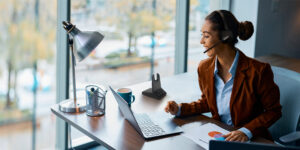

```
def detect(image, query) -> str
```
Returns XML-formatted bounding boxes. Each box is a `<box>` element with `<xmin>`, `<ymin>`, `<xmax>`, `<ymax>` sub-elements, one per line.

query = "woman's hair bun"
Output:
<box><xmin>238</xmin><ymin>21</ymin><xmax>254</xmax><ymax>40</ymax></box>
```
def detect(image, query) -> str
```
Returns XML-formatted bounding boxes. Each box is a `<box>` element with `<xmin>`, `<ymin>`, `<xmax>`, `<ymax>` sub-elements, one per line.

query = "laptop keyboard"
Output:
<box><xmin>135</xmin><ymin>114</ymin><xmax>165</xmax><ymax>137</ymax></box>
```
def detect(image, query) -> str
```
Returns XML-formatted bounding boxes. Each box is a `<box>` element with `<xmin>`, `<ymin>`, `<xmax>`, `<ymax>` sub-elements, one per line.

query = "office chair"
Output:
<box><xmin>277</xmin><ymin>114</ymin><xmax>300</xmax><ymax>146</ymax></box>
<box><xmin>269</xmin><ymin>66</ymin><xmax>300</xmax><ymax>147</ymax></box>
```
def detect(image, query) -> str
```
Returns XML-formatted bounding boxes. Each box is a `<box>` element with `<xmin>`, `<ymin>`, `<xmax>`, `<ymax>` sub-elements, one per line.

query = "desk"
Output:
<box><xmin>51</xmin><ymin>72</ymin><xmax>272</xmax><ymax>150</ymax></box>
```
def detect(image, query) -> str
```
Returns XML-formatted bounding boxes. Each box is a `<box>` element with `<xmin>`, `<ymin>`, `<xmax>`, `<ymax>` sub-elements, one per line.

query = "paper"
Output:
<box><xmin>182</xmin><ymin>123</ymin><xmax>230</xmax><ymax>150</ymax></box>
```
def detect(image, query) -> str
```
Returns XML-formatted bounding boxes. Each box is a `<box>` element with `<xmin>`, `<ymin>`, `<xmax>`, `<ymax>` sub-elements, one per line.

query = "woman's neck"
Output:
<box><xmin>216</xmin><ymin>45</ymin><xmax>236</xmax><ymax>71</ymax></box>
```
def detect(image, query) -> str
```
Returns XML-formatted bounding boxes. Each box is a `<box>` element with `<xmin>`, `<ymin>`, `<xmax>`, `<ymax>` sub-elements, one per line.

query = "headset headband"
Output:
<box><xmin>217</xmin><ymin>10</ymin><xmax>229</xmax><ymax>31</ymax></box>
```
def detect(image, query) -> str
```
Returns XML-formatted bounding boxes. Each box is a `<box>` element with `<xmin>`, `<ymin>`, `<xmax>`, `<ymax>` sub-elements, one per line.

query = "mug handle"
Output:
<box><xmin>131</xmin><ymin>95</ymin><xmax>135</xmax><ymax>103</ymax></box>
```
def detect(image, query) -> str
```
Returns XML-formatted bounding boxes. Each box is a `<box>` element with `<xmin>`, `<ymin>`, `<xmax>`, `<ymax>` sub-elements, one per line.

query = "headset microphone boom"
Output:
<box><xmin>203</xmin><ymin>36</ymin><xmax>229</xmax><ymax>53</ymax></box>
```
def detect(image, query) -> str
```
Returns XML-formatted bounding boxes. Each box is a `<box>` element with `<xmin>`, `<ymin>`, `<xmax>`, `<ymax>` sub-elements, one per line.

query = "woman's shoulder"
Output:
<box><xmin>243</xmin><ymin>55</ymin><xmax>272</xmax><ymax>74</ymax></box>
<box><xmin>197</xmin><ymin>57</ymin><xmax>215</xmax><ymax>71</ymax></box>
<box><xmin>196</xmin><ymin>57</ymin><xmax>215</xmax><ymax>82</ymax></box>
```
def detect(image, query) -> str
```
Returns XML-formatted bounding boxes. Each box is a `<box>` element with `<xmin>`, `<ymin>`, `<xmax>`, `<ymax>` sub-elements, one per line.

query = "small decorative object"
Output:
<box><xmin>142</xmin><ymin>73</ymin><xmax>167</xmax><ymax>99</ymax></box>
<box><xmin>85</xmin><ymin>85</ymin><xmax>107</xmax><ymax>116</ymax></box>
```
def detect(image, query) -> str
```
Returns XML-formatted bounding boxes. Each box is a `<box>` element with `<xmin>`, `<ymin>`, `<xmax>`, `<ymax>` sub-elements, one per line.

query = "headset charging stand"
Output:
<box><xmin>142</xmin><ymin>73</ymin><xmax>167</xmax><ymax>100</ymax></box>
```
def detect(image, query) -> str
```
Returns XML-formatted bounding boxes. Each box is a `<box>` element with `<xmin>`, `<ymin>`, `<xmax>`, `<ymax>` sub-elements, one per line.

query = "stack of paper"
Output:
<box><xmin>182</xmin><ymin>123</ymin><xmax>230</xmax><ymax>150</ymax></box>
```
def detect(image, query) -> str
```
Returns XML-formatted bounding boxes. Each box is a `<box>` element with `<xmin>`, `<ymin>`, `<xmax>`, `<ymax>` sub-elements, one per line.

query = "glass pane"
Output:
<box><xmin>0</xmin><ymin>0</ymin><xmax>57</xmax><ymax>149</ymax></box>
<box><xmin>70</xmin><ymin>0</ymin><xmax>176</xmax><ymax>140</ymax></box>
<box><xmin>188</xmin><ymin>0</ymin><xmax>210</xmax><ymax>72</ymax></box>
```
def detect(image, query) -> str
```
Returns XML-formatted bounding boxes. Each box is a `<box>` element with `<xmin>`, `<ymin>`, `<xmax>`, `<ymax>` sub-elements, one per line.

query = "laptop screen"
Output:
<box><xmin>109</xmin><ymin>86</ymin><xmax>143</xmax><ymax>134</ymax></box>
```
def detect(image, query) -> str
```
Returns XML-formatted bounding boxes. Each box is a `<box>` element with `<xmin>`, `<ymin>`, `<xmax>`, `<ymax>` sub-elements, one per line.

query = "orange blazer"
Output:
<box><xmin>179</xmin><ymin>50</ymin><xmax>282</xmax><ymax>140</ymax></box>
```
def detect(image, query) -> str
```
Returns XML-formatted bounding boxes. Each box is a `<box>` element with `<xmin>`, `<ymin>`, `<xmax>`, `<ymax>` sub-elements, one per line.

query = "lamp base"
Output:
<box><xmin>59</xmin><ymin>99</ymin><xmax>86</xmax><ymax>113</ymax></box>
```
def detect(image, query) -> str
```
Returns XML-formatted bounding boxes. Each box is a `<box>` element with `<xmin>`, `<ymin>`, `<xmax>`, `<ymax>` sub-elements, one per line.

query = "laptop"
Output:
<box><xmin>109</xmin><ymin>86</ymin><xmax>183</xmax><ymax>140</ymax></box>
<box><xmin>209</xmin><ymin>140</ymin><xmax>300</xmax><ymax>150</ymax></box>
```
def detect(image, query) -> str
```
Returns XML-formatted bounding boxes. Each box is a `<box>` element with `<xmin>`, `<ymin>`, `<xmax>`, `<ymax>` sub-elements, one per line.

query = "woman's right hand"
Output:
<box><xmin>164</xmin><ymin>101</ymin><xmax>180</xmax><ymax>115</ymax></box>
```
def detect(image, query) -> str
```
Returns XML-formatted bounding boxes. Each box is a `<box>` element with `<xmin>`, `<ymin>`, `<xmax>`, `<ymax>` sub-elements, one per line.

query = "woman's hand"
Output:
<box><xmin>223</xmin><ymin>130</ymin><xmax>249</xmax><ymax>142</ymax></box>
<box><xmin>164</xmin><ymin>101</ymin><xmax>180</xmax><ymax>115</ymax></box>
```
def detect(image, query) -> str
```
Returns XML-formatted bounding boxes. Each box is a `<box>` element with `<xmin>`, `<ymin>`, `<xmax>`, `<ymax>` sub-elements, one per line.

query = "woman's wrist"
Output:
<box><xmin>238</xmin><ymin>127</ymin><xmax>253</xmax><ymax>140</ymax></box>
<box><xmin>176</xmin><ymin>105</ymin><xmax>182</xmax><ymax>116</ymax></box>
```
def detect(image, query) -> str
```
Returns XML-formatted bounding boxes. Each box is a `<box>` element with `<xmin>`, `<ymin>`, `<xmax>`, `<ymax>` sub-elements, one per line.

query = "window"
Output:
<box><xmin>71</xmin><ymin>0</ymin><xmax>176</xmax><ymax>89</ymax></box>
<box><xmin>0</xmin><ymin>0</ymin><xmax>57</xmax><ymax>149</ymax></box>
<box><xmin>188</xmin><ymin>0</ymin><xmax>210</xmax><ymax>72</ymax></box>
<box><xmin>188</xmin><ymin>0</ymin><xmax>229</xmax><ymax>71</ymax></box>
<box><xmin>70</xmin><ymin>0</ymin><xmax>176</xmax><ymax>140</ymax></box>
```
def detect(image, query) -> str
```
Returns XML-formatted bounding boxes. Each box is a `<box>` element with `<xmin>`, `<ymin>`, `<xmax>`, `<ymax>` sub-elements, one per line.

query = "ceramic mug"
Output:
<box><xmin>117</xmin><ymin>88</ymin><xmax>135</xmax><ymax>107</ymax></box>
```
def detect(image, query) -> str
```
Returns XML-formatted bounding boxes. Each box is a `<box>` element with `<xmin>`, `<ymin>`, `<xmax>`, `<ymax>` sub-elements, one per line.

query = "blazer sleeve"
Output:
<box><xmin>179</xmin><ymin>63</ymin><xmax>210</xmax><ymax>117</ymax></box>
<box><xmin>244</xmin><ymin>64</ymin><xmax>282</xmax><ymax>137</ymax></box>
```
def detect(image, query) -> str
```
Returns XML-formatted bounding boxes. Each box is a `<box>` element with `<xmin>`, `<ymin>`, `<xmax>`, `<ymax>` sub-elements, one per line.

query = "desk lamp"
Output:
<box><xmin>59</xmin><ymin>21</ymin><xmax>104</xmax><ymax>113</ymax></box>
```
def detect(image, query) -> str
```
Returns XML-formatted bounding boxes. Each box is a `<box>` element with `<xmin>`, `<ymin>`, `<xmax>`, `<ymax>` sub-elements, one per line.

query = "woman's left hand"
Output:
<box><xmin>223</xmin><ymin>130</ymin><xmax>249</xmax><ymax>142</ymax></box>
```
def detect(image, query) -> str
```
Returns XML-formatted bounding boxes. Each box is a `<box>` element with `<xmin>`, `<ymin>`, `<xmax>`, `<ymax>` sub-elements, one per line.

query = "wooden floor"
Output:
<box><xmin>256</xmin><ymin>54</ymin><xmax>300</xmax><ymax>73</ymax></box>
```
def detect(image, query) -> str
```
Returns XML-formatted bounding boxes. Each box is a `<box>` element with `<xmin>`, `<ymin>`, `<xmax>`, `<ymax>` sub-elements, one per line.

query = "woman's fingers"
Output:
<box><xmin>241</xmin><ymin>136</ymin><xmax>248</xmax><ymax>142</ymax></box>
<box><xmin>169</xmin><ymin>101</ymin><xmax>178</xmax><ymax>115</ymax></box>
<box><xmin>223</xmin><ymin>133</ymin><xmax>231</xmax><ymax>138</ymax></box>
<box><xmin>165</xmin><ymin>101</ymin><xmax>178</xmax><ymax>115</ymax></box>
<box><xmin>164</xmin><ymin>105</ymin><xmax>169</xmax><ymax>112</ymax></box>
<box><xmin>227</xmin><ymin>134</ymin><xmax>239</xmax><ymax>141</ymax></box>
<box><xmin>165</xmin><ymin>101</ymin><xmax>172</xmax><ymax>113</ymax></box>
<box><xmin>224</xmin><ymin>131</ymin><xmax>237</xmax><ymax>141</ymax></box>
<box><xmin>235</xmin><ymin>136</ymin><xmax>243</xmax><ymax>142</ymax></box>
<box><xmin>169</xmin><ymin>102</ymin><xmax>175</xmax><ymax>111</ymax></box>
<box><xmin>225</xmin><ymin>134</ymin><xmax>233</xmax><ymax>141</ymax></box>
<box><xmin>224</xmin><ymin>130</ymin><xmax>249</xmax><ymax>142</ymax></box>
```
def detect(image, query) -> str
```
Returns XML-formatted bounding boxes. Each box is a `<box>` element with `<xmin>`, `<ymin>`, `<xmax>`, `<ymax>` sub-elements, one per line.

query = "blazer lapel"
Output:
<box><xmin>229</xmin><ymin>51</ymin><xmax>249</xmax><ymax>117</ymax></box>
<box><xmin>206</xmin><ymin>57</ymin><xmax>220</xmax><ymax>120</ymax></box>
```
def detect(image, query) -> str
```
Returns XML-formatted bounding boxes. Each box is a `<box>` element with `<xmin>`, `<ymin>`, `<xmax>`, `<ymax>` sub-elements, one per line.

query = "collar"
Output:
<box><xmin>214</xmin><ymin>50</ymin><xmax>239</xmax><ymax>78</ymax></box>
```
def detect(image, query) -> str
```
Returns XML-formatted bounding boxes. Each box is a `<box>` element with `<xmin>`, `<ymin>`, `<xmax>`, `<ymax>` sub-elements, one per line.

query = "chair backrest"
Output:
<box><xmin>296</xmin><ymin>115</ymin><xmax>300</xmax><ymax>131</ymax></box>
<box><xmin>269</xmin><ymin>66</ymin><xmax>300</xmax><ymax>139</ymax></box>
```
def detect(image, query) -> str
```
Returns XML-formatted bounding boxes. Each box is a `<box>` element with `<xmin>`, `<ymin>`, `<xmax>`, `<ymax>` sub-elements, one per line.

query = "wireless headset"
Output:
<box><xmin>203</xmin><ymin>10</ymin><xmax>233</xmax><ymax>53</ymax></box>
<box><xmin>216</xmin><ymin>10</ymin><xmax>233</xmax><ymax>42</ymax></box>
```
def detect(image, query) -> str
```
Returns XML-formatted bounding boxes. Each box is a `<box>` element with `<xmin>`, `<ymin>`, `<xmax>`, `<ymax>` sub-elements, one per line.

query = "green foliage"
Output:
<box><xmin>0</xmin><ymin>0</ymin><xmax>57</xmax><ymax>70</ymax></box>
<box><xmin>104</xmin><ymin>49</ymin><xmax>148</xmax><ymax>68</ymax></box>
<box><xmin>102</xmin><ymin>31</ymin><xmax>124</xmax><ymax>40</ymax></box>
<box><xmin>106</xmin><ymin>0</ymin><xmax>176</xmax><ymax>36</ymax></box>
<box><xmin>104</xmin><ymin>56</ymin><xmax>150</xmax><ymax>68</ymax></box>
<box><xmin>0</xmin><ymin>0</ymin><xmax>57</xmax><ymax>108</ymax></box>
<box><xmin>0</xmin><ymin>106</ymin><xmax>31</xmax><ymax>126</ymax></box>
<box><xmin>105</xmin><ymin>52</ymin><xmax>122</xmax><ymax>59</ymax></box>
<box><xmin>98</xmin><ymin>0</ymin><xmax>176</xmax><ymax>55</ymax></box>
<box><xmin>105</xmin><ymin>49</ymin><xmax>138</xmax><ymax>59</ymax></box>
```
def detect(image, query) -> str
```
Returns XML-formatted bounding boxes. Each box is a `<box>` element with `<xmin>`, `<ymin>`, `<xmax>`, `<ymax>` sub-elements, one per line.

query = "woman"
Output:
<box><xmin>165</xmin><ymin>10</ymin><xmax>282</xmax><ymax>142</ymax></box>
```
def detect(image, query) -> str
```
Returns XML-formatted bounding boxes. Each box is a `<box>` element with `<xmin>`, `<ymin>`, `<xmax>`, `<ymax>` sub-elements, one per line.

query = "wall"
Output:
<box><xmin>255</xmin><ymin>0</ymin><xmax>300</xmax><ymax>58</ymax></box>
<box><xmin>230</xmin><ymin>0</ymin><xmax>259</xmax><ymax>58</ymax></box>
<box><xmin>210</xmin><ymin>0</ymin><xmax>231</xmax><ymax>11</ymax></box>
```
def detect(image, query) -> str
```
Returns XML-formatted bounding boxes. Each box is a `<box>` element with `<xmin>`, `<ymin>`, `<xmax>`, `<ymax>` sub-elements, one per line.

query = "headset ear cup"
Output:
<box><xmin>216</xmin><ymin>11</ymin><xmax>234</xmax><ymax>43</ymax></box>
<box><xmin>221</xmin><ymin>30</ymin><xmax>233</xmax><ymax>42</ymax></box>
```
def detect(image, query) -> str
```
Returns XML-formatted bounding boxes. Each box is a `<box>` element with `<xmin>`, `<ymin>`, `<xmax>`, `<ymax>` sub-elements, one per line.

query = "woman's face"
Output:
<box><xmin>200</xmin><ymin>20</ymin><xmax>220</xmax><ymax>57</ymax></box>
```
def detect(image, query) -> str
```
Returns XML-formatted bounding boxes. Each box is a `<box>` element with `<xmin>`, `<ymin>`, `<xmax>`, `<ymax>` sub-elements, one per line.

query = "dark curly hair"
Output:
<box><xmin>205</xmin><ymin>10</ymin><xmax>254</xmax><ymax>45</ymax></box>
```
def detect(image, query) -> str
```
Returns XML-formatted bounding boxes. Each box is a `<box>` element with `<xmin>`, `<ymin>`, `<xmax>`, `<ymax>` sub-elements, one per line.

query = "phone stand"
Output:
<box><xmin>142</xmin><ymin>73</ymin><xmax>167</xmax><ymax>99</ymax></box>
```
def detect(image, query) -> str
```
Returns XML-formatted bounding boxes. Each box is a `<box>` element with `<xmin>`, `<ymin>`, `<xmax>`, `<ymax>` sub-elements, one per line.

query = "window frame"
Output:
<box><xmin>56</xmin><ymin>0</ymin><xmax>70</xmax><ymax>149</ymax></box>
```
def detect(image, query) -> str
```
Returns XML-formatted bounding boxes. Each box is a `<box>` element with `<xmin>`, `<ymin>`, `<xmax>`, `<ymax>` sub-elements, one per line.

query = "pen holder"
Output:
<box><xmin>85</xmin><ymin>85</ymin><xmax>107</xmax><ymax>116</ymax></box>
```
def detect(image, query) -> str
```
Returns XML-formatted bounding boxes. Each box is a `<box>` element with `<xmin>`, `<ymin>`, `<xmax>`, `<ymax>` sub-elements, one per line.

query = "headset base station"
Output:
<box><xmin>142</xmin><ymin>73</ymin><xmax>167</xmax><ymax>100</ymax></box>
